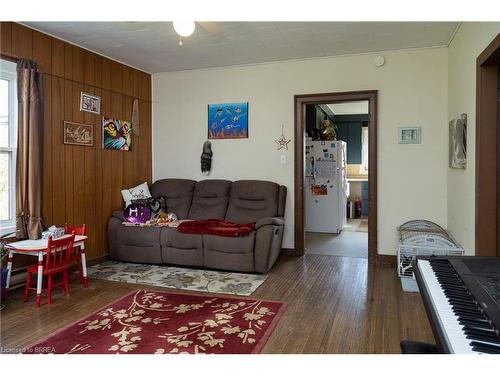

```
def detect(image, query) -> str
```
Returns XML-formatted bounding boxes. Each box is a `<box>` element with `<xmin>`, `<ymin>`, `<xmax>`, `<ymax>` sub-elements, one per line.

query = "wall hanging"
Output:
<box><xmin>275</xmin><ymin>124</ymin><xmax>291</xmax><ymax>150</ymax></box>
<box><xmin>208</xmin><ymin>102</ymin><xmax>248</xmax><ymax>139</ymax></box>
<box><xmin>63</xmin><ymin>121</ymin><xmax>94</xmax><ymax>147</ymax></box>
<box><xmin>80</xmin><ymin>92</ymin><xmax>101</xmax><ymax>114</ymax></box>
<box><xmin>201</xmin><ymin>140</ymin><xmax>213</xmax><ymax>175</ymax></box>
<box><xmin>398</xmin><ymin>126</ymin><xmax>421</xmax><ymax>144</ymax></box>
<box><xmin>102</xmin><ymin>117</ymin><xmax>132</xmax><ymax>151</ymax></box>
<box><xmin>132</xmin><ymin>98</ymin><xmax>140</xmax><ymax>136</ymax></box>
<box><xmin>449</xmin><ymin>113</ymin><xmax>467</xmax><ymax>169</ymax></box>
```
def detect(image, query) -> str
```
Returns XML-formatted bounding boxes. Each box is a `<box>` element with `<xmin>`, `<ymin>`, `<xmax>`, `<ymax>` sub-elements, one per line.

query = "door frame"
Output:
<box><xmin>294</xmin><ymin>90</ymin><xmax>378</xmax><ymax>260</ymax></box>
<box><xmin>476</xmin><ymin>34</ymin><xmax>500</xmax><ymax>257</ymax></box>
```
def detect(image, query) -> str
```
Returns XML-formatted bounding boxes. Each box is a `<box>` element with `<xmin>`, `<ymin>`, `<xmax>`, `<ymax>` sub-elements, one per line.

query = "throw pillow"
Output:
<box><xmin>121</xmin><ymin>182</ymin><xmax>152</xmax><ymax>208</ymax></box>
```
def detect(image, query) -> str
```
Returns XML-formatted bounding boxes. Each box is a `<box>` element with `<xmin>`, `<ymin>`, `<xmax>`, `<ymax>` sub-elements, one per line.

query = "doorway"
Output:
<box><xmin>294</xmin><ymin>90</ymin><xmax>378</xmax><ymax>260</ymax></box>
<box><xmin>304</xmin><ymin>101</ymin><xmax>369</xmax><ymax>258</ymax></box>
<box><xmin>476</xmin><ymin>34</ymin><xmax>500</xmax><ymax>257</ymax></box>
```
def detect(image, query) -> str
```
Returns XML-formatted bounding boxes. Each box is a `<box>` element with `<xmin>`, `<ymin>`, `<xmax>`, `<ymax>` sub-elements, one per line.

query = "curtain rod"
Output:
<box><xmin>0</xmin><ymin>52</ymin><xmax>20</xmax><ymax>63</ymax></box>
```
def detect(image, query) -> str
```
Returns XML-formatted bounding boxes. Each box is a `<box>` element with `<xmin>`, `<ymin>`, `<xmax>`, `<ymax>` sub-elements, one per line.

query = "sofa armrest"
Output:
<box><xmin>255</xmin><ymin>216</ymin><xmax>284</xmax><ymax>230</ymax></box>
<box><xmin>111</xmin><ymin>210</ymin><xmax>125</xmax><ymax>221</ymax></box>
<box><xmin>254</xmin><ymin>217</ymin><xmax>285</xmax><ymax>273</ymax></box>
<box><xmin>107</xmin><ymin>215</ymin><xmax>123</xmax><ymax>260</ymax></box>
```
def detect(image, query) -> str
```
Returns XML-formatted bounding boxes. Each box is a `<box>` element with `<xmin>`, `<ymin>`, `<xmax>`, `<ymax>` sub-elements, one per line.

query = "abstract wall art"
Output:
<box><xmin>102</xmin><ymin>117</ymin><xmax>132</xmax><ymax>151</ymax></box>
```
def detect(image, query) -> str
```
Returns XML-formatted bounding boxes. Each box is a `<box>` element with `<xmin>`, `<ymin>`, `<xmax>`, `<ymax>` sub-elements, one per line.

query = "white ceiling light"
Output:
<box><xmin>173</xmin><ymin>21</ymin><xmax>195</xmax><ymax>37</ymax></box>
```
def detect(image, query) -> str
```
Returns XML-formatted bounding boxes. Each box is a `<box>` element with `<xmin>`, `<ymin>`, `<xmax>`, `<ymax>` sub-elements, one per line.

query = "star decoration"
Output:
<box><xmin>275</xmin><ymin>125</ymin><xmax>291</xmax><ymax>150</ymax></box>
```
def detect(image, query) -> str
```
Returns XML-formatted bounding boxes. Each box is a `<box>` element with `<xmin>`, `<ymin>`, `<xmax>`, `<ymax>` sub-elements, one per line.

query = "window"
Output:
<box><xmin>0</xmin><ymin>60</ymin><xmax>17</xmax><ymax>236</ymax></box>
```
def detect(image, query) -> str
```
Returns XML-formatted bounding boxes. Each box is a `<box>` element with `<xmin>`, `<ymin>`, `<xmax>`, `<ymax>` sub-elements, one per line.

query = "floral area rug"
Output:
<box><xmin>26</xmin><ymin>289</ymin><xmax>286</xmax><ymax>354</ymax></box>
<box><xmin>87</xmin><ymin>261</ymin><xmax>267</xmax><ymax>296</ymax></box>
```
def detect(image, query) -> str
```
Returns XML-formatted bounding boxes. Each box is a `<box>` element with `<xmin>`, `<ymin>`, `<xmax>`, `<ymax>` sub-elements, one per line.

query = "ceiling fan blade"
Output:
<box><xmin>197</xmin><ymin>22</ymin><xmax>224</xmax><ymax>35</ymax></box>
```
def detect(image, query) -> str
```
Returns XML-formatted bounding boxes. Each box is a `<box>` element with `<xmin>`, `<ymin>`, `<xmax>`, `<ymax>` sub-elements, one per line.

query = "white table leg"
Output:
<box><xmin>36</xmin><ymin>253</ymin><xmax>43</xmax><ymax>308</ymax></box>
<box><xmin>80</xmin><ymin>243</ymin><xmax>88</xmax><ymax>288</ymax></box>
<box><xmin>4</xmin><ymin>251</ymin><xmax>13</xmax><ymax>299</ymax></box>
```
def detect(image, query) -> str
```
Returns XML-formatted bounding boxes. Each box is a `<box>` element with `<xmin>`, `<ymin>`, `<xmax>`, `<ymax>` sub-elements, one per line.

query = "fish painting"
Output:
<box><xmin>208</xmin><ymin>102</ymin><xmax>248</xmax><ymax>139</ymax></box>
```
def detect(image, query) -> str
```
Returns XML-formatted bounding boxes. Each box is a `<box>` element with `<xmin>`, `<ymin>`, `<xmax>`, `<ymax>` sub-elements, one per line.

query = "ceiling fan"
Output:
<box><xmin>173</xmin><ymin>21</ymin><xmax>224</xmax><ymax>45</ymax></box>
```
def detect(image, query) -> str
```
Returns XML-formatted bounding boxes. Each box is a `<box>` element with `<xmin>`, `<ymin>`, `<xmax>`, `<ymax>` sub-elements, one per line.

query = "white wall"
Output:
<box><xmin>153</xmin><ymin>48</ymin><xmax>449</xmax><ymax>254</ymax></box>
<box><xmin>447</xmin><ymin>23</ymin><xmax>500</xmax><ymax>255</ymax></box>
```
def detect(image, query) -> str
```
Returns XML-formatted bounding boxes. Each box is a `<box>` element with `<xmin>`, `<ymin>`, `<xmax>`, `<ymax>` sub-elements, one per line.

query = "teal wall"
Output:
<box><xmin>334</xmin><ymin>114</ymin><xmax>368</xmax><ymax>164</ymax></box>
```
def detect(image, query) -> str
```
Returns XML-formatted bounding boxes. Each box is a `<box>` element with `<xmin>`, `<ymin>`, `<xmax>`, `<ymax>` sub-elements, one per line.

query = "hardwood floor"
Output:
<box><xmin>305</xmin><ymin>231</ymin><xmax>368</xmax><ymax>259</ymax></box>
<box><xmin>0</xmin><ymin>254</ymin><xmax>434</xmax><ymax>353</ymax></box>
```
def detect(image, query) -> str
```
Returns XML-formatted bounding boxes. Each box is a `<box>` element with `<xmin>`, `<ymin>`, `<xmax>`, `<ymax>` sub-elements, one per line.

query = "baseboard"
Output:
<box><xmin>376</xmin><ymin>254</ymin><xmax>396</xmax><ymax>265</ymax></box>
<box><xmin>281</xmin><ymin>248</ymin><xmax>296</xmax><ymax>256</ymax></box>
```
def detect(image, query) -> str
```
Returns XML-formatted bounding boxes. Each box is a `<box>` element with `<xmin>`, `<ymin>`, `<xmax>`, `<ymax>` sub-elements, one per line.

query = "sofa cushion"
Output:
<box><xmin>225</xmin><ymin>180</ymin><xmax>280</xmax><ymax>223</ymax></box>
<box><xmin>115</xmin><ymin>226</ymin><xmax>162</xmax><ymax>263</ymax></box>
<box><xmin>118</xmin><ymin>225</ymin><xmax>161</xmax><ymax>247</ymax></box>
<box><xmin>116</xmin><ymin>243</ymin><xmax>163</xmax><ymax>264</ymax></box>
<box><xmin>203</xmin><ymin>233</ymin><xmax>256</xmax><ymax>272</ymax></box>
<box><xmin>150</xmin><ymin>179</ymin><xmax>196</xmax><ymax>219</ymax></box>
<box><xmin>161</xmin><ymin>227</ymin><xmax>203</xmax><ymax>250</ymax></box>
<box><xmin>203</xmin><ymin>250</ymin><xmax>254</xmax><ymax>273</ymax></box>
<box><xmin>188</xmin><ymin>180</ymin><xmax>231</xmax><ymax>220</ymax></box>
<box><xmin>160</xmin><ymin>227</ymin><xmax>203</xmax><ymax>267</ymax></box>
<box><xmin>203</xmin><ymin>232</ymin><xmax>255</xmax><ymax>254</ymax></box>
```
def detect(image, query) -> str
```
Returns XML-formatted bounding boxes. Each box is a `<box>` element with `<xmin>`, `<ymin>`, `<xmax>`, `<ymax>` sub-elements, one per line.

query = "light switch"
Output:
<box><xmin>280</xmin><ymin>154</ymin><xmax>287</xmax><ymax>164</ymax></box>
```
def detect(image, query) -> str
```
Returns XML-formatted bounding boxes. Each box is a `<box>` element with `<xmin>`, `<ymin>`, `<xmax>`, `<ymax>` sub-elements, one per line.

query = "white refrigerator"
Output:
<box><xmin>305</xmin><ymin>139</ymin><xmax>347</xmax><ymax>234</ymax></box>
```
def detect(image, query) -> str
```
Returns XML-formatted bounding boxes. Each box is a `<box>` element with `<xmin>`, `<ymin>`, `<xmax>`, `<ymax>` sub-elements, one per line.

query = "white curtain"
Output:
<box><xmin>361</xmin><ymin>127</ymin><xmax>369</xmax><ymax>173</ymax></box>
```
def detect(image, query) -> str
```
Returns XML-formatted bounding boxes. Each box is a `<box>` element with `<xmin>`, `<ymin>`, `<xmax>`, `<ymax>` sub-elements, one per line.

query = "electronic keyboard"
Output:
<box><xmin>414</xmin><ymin>256</ymin><xmax>500</xmax><ymax>354</ymax></box>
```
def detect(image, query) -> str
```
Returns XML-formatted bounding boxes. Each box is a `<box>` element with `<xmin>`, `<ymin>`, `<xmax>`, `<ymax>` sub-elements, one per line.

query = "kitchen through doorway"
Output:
<box><xmin>293</xmin><ymin>90</ymin><xmax>377</xmax><ymax>260</ymax></box>
<box><xmin>304</xmin><ymin>100</ymin><xmax>369</xmax><ymax>258</ymax></box>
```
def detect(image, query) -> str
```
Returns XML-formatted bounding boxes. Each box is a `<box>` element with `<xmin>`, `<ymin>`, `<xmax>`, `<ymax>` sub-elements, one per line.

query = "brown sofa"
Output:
<box><xmin>107</xmin><ymin>179</ymin><xmax>287</xmax><ymax>273</ymax></box>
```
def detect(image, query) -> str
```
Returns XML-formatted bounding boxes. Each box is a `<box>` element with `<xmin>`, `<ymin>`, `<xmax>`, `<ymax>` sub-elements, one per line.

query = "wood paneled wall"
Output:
<box><xmin>0</xmin><ymin>22</ymin><xmax>152</xmax><ymax>262</ymax></box>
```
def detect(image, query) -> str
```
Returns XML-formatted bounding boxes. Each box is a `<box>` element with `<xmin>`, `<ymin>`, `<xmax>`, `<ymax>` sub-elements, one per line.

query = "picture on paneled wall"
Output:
<box><xmin>102</xmin><ymin>117</ymin><xmax>132</xmax><ymax>151</ymax></box>
<box><xmin>449</xmin><ymin>114</ymin><xmax>467</xmax><ymax>169</ymax></box>
<box><xmin>208</xmin><ymin>102</ymin><xmax>248</xmax><ymax>139</ymax></box>
<box><xmin>80</xmin><ymin>92</ymin><xmax>101</xmax><ymax>114</ymax></box>
<box><xmin>63</xmin><ymin>121</ymin><xmax>94</xmax><ymax>147</ymax></box>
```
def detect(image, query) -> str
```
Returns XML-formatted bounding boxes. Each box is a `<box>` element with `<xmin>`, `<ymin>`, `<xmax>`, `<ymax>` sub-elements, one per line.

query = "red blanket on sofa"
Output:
<box><xmin>176</xmin><ymin>219</ymin><xmax>255</xmax><ymax>237</ymax></box>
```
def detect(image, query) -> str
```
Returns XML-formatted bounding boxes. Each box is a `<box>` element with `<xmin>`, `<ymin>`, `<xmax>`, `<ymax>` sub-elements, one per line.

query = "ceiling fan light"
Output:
<box><xmin>173</xmin><ymin>21</ymin><xmax>195</xmax><ymax>37</ymax></box>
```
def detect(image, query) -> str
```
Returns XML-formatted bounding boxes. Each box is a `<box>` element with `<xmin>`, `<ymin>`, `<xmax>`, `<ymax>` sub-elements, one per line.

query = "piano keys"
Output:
<box><xmin>414</xmin><ymin>256</ymin><xmax>500</xmax><ymax>354</ymax></box>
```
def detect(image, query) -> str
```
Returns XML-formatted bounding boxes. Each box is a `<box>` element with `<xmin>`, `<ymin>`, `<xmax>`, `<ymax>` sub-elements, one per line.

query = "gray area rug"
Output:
<box><xmin>87</xmin><ymin>261</ymin><xmax>268</xmax><ymax>296</ymax></box>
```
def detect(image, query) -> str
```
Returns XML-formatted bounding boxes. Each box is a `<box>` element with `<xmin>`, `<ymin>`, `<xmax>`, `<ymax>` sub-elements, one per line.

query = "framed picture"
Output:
<box><xmin>398</xmin><ymin>127</ymin><xmax>421</xmax><ymax>144</ymax></box>
<box><xmin>80</xmin><ymin>92</ymin><xmax>101</xmax><ymax>114</ymax></box>
<box><xmin>449</xmin><ymin>114</ymin><xmax>467</xmax><ymax>169</ymax></box>
<box><xmin>63</xmin><ymin>121</ymin><xmax>94</xmax><ymax>147</ymax></box>
<box><xmin>208</xmin><ymin>102</ymin><xmax>248</xmax><ymax>139</ymax></box>
<box><xmin>102</xmin><ymin>117</ymin><xmax>132</xmax><ymax>151</ymax></box>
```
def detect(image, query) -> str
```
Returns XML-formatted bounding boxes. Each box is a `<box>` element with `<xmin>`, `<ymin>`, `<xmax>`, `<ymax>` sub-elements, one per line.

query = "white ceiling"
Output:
<box><xmin>24</xmin><ymin>22</ymin><xmax>459</xmax><ymax>73</ymax></box>
<box><xmin>328</xmin><ymin>101</ymin><xmax>369</xmax><ymax>115</ymax></box>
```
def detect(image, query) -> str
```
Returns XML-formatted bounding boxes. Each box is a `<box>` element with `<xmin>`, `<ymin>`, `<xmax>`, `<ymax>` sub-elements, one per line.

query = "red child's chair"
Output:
<box><xmin>64</xmin><ymin>223</ymin><xmax>87</xmax><ymax>287</ymax></box>
<box><xmin>24</xmin><ymin>234</ymin><xmax>75</xmax><ymax>307</ymax></box>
